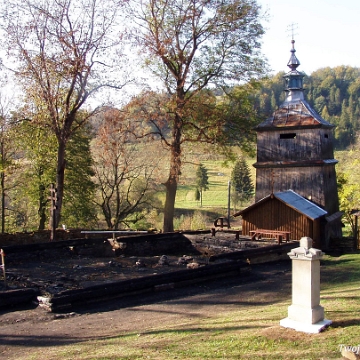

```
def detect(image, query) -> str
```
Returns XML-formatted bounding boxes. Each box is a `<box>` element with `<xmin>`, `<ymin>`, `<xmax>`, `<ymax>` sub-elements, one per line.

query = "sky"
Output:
<box><xmin>257</xmin><ymin>0</ymin><xmax>360</xmax><ymax>75</ymax></box>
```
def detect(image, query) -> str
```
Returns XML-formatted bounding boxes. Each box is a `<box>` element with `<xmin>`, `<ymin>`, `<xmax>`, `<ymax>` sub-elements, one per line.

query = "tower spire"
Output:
<box><xmin>283</xmin><ymin>39</ymin><xmax>304</xmax><ymax>102</ymax></box>
<box><xmin>287</xmin><ymin>39</ymin><xmax>300</xmax><ymax>70</ymax></box>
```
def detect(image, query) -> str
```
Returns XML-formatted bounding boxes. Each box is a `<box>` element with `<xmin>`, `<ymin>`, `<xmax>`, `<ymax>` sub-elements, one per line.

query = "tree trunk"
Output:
<box><xmin>1</xmin><ymin>141</ymin><xmax>5</xmax><ymax>233</ymax></box>
<box><xmin>163</xmin><ymin>113</ymin><xmax>182</xmax><ymax>233</ymax></box>
<box><xmin>163</xmin><ymin>174</ymin><xmax>177</xmax><ymax>233</ymax></box>
<box><xmin>55</xmin><ymin>140</ymin><xmax>66</xmax><ymax>228</ymax></box>
<box><xmin>1</xmin><ymin>171</ymin><xmax>4</xmax><ymax>234</ymax></box>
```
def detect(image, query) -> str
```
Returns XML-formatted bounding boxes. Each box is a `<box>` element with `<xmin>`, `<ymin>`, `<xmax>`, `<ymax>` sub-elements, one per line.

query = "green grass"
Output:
<box><xmin>17</xmin><ymin>253</ymin><xmax>360</xmax><ymax>360</ymax></box>
<box><xmin>174</xmin><ymin>150</ymin><xmax>355</xmax><ymax>213</ymax></box>
<box><xmin>174</xmin><ymin>157</ymin><xmax>255</xmax><ymax>211</ymax></box>
<box><xmin>167</xmin><ymin>157</ymin><xmax>253</xmax><ymax>229</ymax></box>
<box><xmin>147</xmin><ymin>156</ymin><xmax>254</xmax><ymax>230</ymax></box>
<box><xmin>175</xmin><ymin>159</ymin><xmax>232</xmax><ymax>208</ymax></box>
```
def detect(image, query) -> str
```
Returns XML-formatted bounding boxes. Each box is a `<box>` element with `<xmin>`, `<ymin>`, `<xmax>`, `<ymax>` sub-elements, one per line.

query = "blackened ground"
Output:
<box><xmin>0</xmin><ymin>232</ymin><xmax>273</xmax><ymax>295</ymax></box>
<box><xmin>0</xmin><ymin>260</ymin><xmax>292</xmax><ymax>360</ymax></box>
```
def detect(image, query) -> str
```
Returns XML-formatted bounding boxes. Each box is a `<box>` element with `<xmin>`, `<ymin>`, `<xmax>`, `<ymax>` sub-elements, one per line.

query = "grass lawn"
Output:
<box><xmin>175</xmin><ymin>158</ymin><xmax>256</xmax><ymax>210</ymax></box>
<box><xmin>163</xmin><ymin>158</ymin><xmax>255</xmax><ymax>231</ymax></box>
<box><xmin>21</xmin><ymin>253</ymin><xmax>360</xmax><ymax>360</ymax></box>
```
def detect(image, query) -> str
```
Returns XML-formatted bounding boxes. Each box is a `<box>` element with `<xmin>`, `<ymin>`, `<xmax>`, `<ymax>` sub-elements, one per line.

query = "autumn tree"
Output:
<box><xmin>337</xmin><ymin>148</ymin><xmax>360</xmax><ymax>238</ymax></box>
<box><xmin>0</xmin><ymin>0</ymin><xmax>129</xmax><ymax>228</ymax></box>
<box><xmin>128</xmin><ymin>0</ymin><xmax>265</xmax><ymax>231</ymax></box>
<box><xmin>92</xmin><ymin>108</ymin><xmax>162</xmax><ymax>230</ymax></box>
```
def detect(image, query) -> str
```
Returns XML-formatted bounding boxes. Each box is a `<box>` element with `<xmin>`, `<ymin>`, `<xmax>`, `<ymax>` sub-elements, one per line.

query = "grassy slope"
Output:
<box><xmin>23</xmin><ymin>253</ymin><xmax>360</xmax><ymax>359</ymax></box>
<box><xmin>166</xmin><ymin>153</ymin><xmax>255</xmax><ymax>230</ymax></box>
<box><xmin>174</xmin><ymin>150</ymin><xmax>348</xmax><ymax>212</ymax></box>
<box><xmin>170</xmin><ymin>149</ymin><xmax>349</xmax><ymax>230</ymax></box>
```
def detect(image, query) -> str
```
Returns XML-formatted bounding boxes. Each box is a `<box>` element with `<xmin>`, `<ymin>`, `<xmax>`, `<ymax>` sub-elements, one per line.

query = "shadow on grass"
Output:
<box><xmin>0</xmin><ymin>323</ymin><xmax>262</xmax><ymax>349</ymax></box>
<box><xmin>329</xmin><ymin>318</ymin><xmax>360</xmax><ymax>328</ymax></box>
<box><xmin>321</xmin><ymin>253</ymin><xmax>360</xmax><ymax>286</ymax></box>
<box><xmin>0</xmin><ymin>334</ymin><xmax>84</xmax><ymax>348</ymax></box>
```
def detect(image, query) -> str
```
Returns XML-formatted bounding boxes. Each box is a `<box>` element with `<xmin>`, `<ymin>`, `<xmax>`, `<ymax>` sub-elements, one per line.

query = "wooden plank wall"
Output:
<box><xmin>256</xmin><ymin>129</ymin><xmax>334</xmax><ymax>163</ymax></box>
<box><xmin>242</xmin><ymin>197</ymin><xmax>319</xmax><ymax>243</ymax></box>
<box><xmin>254</xmin><ymin>166</ymin><xmax>339</xmax><ymax>213</ymax></box>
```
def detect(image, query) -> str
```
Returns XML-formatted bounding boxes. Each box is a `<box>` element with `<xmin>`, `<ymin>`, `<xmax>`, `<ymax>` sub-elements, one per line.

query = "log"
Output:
<box><xmin>0</xmin><ymin>288</ymin><xmax>39</xmax><ymax>307</ymax></box>
<box><xmin>209</xmin><ymin>242</ymin><xmax>298</xmax><ymax>262</ymax></box>
<box><xmin>2</xmin><ymin>232</ymin><xmax>198</xmax><ymax>257</ymax></box>
<box><xmin>47</xmin><ymin>260</ymin><xmax>247</xmax><ymax>310</ymax></box>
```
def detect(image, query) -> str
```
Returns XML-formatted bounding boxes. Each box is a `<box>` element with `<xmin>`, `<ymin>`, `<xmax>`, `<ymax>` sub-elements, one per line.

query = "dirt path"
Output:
<box><xmin>0</xmin><ymin>261</ymin><xmax>291</xmax><ymax>360</ymax></box>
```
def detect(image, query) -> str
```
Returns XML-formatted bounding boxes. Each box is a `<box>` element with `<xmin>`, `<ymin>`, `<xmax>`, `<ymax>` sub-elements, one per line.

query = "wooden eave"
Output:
<box><xmin>255</xmin><ymin>99</ymin><xmax>335</xmax><ymax>131</ymax></box>
<box><xmin>253</xmin><ymin>159</ymin><xmax>338</xmax><ymax>168</ymax></box>
<box><xmin>325</xmin><ymin>211</ymin><xmax>344</xmax><ymax>223</ymax></box>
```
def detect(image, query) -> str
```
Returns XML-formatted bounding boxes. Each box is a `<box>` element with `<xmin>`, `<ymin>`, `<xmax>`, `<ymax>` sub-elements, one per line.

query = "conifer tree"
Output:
<box><xmin>231</xmin><ymin>158</ymin><xmax>254</xmax><ymax>209</ymax></box>
<box><xmin>195</xmin><ymin>164</ymin><xmax>209</xmax><ymax>208</ymax></box>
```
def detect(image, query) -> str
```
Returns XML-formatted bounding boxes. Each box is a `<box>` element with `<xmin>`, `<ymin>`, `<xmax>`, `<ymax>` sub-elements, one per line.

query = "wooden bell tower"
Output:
<box><xmin>253</xmin><ymin>40</ymin><xmax>342</xmax><ymax>240</ymax></box>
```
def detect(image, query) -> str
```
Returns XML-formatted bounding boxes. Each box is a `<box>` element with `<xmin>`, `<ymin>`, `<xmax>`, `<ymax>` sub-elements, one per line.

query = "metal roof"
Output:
<box><xmin>256</xmin><ymin>40</ymin><xmax>334</xmax><ymax>131</ymax></box>
<box><xmin>234</xmin><ymin>190</ymin><xmax>327</xmax><ymax>220</ymax></box>
<box><xmin>274</xmin><ymin>190</ymin><xmax>327</xmax><ymax>220</ymax></box>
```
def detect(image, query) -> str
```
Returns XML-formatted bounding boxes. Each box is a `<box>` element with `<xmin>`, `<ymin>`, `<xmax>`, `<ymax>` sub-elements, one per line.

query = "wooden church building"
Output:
<box><xmin>235</xmin><ymin>40</ymin><xmax>343</xmax><ymax>249</ymax></box>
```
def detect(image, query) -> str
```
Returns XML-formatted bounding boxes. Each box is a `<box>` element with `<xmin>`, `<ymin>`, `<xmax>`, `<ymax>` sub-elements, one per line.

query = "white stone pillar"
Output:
<box><xmin>280</xmin><ymin>237</ymin><xmax>332</xmax><ymax>333</ymax></box>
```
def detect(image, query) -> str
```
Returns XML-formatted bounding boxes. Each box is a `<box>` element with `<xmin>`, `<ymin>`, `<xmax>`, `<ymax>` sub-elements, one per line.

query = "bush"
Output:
<box><xmin>174</xmin><ymin>211</ymin><xmax>208</xmax><ymax>231</ymax></box>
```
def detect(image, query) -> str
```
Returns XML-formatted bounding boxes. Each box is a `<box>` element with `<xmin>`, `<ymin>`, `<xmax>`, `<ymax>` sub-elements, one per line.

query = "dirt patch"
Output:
<box><xmin>260</xmin><ymin>325</ymin><xmax>323</xmax><ymax>342</ymax></box>
<box><xmin>0</xmin><ymin>232</ymin><xmax>295</xmax><ymax>359</ymax></box>
<box><xmin>0</xmin><ymin>260</ymin><xmax>292</xmax><ymax>360</ymax></box>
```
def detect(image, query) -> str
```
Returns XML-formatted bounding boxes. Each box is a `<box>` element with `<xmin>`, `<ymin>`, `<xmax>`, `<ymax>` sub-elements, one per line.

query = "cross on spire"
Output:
<box><xmin>286</xmin><ymin>23</ymin><xmax>299</xmax><ymax>41</ymax></box>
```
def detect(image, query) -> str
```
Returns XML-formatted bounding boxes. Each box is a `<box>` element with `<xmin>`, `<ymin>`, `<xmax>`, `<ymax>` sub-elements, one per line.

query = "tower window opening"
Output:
<box><xmin>280</xmin><ymin>133</ymin><xmax>296</xmax><ymax>139</ymax></box>
<box><xmin>324</xmin><ymin>134</ymin><xmax>329</xmax><ymax>139</ymax></box>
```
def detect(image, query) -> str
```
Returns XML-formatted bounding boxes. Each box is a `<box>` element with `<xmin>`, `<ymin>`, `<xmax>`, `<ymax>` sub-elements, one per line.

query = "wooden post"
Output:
<box><xmin>355</xmin><ymin>214</ymin><xmax>359</xmax><ymax>250</ymax></box>
<box><xmin>351</xmin><ymin>210</ymin><xmax>359</xmax><ymax>251</ymax></box>
<box><xmin>227</xmin><ymin>180</ymin><xmax>231</xmax><ymax>228</ymax></box>
<box><xmin>1</xmin><ymin>249</ymin><xmax>6</xmax><ymax>289</ymax></box>
<box><xmin>49</xmin><ymin>184</ymin><xmax>57</xmax><ymax>242</ymax></box>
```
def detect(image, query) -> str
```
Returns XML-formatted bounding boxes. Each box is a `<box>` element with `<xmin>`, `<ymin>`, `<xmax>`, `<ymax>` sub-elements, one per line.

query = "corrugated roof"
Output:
<box><xmin>274</xmin><ymin>190</ymin><xmax>327</xmax><ymax>220</ymax></box>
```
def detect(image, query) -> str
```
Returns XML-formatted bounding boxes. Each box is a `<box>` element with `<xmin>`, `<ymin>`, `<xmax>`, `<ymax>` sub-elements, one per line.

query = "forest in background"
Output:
<box><xmin>3</xmin><ymin>0</ymin><xmax>359</xmax><ymax>235</ymax></box>
<box><xmin>1</xmin><ymin>65</ymin><xmax>359</xmax><ymax>234</ymax></box>
<box><xmin>255</xmin><ymin>66</ymin><xmax>360</xmax><ymax>149</ymax></box>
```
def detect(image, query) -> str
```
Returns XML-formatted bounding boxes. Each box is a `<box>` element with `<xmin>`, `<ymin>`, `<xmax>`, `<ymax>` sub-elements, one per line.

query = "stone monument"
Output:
<box><xmin>280</xmin><ymin>236</ymin><xmax>332</xmax><ymax>333</ymax></box>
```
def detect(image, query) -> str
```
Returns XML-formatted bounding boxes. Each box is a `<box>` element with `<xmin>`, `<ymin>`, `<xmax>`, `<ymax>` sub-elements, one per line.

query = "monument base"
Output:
<box><xmin>287</xmin><ymin>304</ymin><xmax>324</xmax><ymax>324</ymax></box>
<box><xmin>280</xmin><ymin>317</ymin><xmax>332</xmax><ymax>334</ymax></box>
